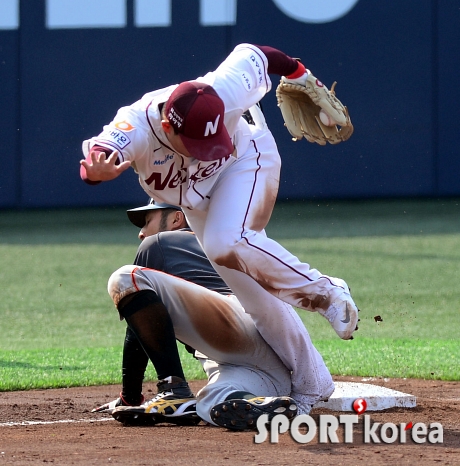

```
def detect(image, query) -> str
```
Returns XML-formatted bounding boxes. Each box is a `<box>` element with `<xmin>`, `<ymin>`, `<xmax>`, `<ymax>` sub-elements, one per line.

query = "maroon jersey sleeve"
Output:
<box><xmin>255</xmin><ymin>45</ymin><xmax>306</xmax><ymax>78</ymax></box>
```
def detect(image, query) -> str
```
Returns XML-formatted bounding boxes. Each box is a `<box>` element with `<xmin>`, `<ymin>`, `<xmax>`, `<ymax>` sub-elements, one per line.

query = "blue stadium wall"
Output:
<box><xmin>1</xmin><ymin>0</ymin><xmax>459</xmax><ymax>208</ymax></box>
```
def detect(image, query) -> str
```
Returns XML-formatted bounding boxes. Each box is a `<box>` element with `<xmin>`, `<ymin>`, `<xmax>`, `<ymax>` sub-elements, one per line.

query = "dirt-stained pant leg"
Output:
<box><xmin>107</xmin><ymin>265</ymin><xmax>291</xmax><ymax>421</ymax></box>
<box><xmin>199</xmin><ymin>126</ymin><xmax>348</xmax><ymax>312</ymax></box>
<box><xmin>183</xmin><ymin>126</ymin><xmax>334</xmax><ymax>403</ymax></box>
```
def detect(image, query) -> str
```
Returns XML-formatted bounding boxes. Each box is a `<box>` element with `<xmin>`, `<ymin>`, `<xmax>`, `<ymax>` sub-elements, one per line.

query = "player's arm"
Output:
<box><xmin>209</xmin><ymin>44</ymin><xmax>306</xmax><ymax>126</ymax></box>
<box><xmin>255</xmin><ymin>45</ymin><xmax>306</xmax><ymax>79</ymax></box>
<box><xmin>80</xmin><ymin>145</ymin><xmax>131</xmax><ymax>184</ymax></box>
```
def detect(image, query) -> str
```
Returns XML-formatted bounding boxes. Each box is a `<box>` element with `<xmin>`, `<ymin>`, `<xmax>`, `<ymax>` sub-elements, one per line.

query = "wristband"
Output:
<box><xmin>286</xmin><ymin>61</ymin><xmax>306</xmax><ymax>79</ymax></box>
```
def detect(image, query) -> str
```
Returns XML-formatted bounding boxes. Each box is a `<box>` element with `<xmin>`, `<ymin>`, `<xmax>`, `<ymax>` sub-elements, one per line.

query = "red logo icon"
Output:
<box><xmin>353</xmin><ymin>398</ymin><xmax>367</xmax><ymax>415</ymax></box>
<box><xmin>114</xmin><ymin>120</ymin><xmax>135</xmax><ymax>132</ymax></box>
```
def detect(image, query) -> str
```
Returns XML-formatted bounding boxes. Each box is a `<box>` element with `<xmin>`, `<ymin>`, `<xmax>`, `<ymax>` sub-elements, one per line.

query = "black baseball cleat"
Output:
<box><xmin>210</xmin><ymin>396</ymin><xmax>297</xmax><ymax>431</ymax></box>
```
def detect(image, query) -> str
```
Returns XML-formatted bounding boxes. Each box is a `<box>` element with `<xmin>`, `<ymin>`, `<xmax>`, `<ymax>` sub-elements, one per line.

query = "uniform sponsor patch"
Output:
<box><xmin>114</xmin><ymin>120</ymin><xmax>135</xmax><ymax>131</ymax></box>
<box><xmin>100</xmin><ymin>127</ymin><xmax>131</xmax><ymax>149</ymax></box>
<box><xmin>240</xmin><ymin>71</ymin><xmax>254</xmax><ymax>92</ymax></box>
<box><xmin>244</xmin><ymin>53</ymin><xmax>264</xmax><ymax>87</ymax></box>
<box><xmin>154</xmin><ymin>154</ymin><xmax>174</xmax><ymax>165</ymax></box>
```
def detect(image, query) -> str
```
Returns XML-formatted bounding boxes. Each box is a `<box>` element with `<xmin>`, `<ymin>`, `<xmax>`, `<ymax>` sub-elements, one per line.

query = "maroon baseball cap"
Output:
<box><xmin>165</xmin><ymin>81</ymin><xmax>234</xmax><ymax>161</ymax></box>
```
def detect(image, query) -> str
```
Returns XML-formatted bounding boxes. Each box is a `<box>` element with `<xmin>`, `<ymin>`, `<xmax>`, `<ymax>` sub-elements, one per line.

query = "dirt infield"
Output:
<box><xmin>0</xmin><ymin>376</ymin><xmax>459</xmax><ymax>465</ymax></box>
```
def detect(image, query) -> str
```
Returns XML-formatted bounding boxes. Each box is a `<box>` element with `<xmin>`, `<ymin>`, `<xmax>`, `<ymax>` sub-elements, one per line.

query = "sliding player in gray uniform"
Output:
<box><xmin>94</xmin><ymin>200</ymin><xmax>304</xmax><ymax>429</ymax></box>
<box><xmin>81</xmin><ymin>44</ymin><xmax>359</xmax><ymax>413</ymax></box>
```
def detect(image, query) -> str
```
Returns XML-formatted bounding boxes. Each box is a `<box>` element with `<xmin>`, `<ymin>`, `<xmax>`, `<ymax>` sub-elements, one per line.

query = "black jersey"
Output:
<box><xmin>133</xmin><ymin>228</ymin><xmax>232</xmax><ymax>296</ymax></box>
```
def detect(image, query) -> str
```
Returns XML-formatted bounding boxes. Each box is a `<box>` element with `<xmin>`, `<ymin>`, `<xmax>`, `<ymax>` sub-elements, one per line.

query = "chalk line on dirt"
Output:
<box><xmin>0</xmin><ymin>417</ymin><xmax>114</xmax><ymax>427</ymax></box>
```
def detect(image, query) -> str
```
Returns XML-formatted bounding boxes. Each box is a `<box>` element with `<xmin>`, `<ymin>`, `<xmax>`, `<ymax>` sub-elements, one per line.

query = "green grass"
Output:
<box><xmin>1</xmin><ymin>199</ymin><xmax>459</xmax><ymax>390</ymax></box>
<box><xmin>284</xmin><ymin>234</ymin><xmax>460</xmax><ymax>341</ymax></box>
<box><xmin>0</xmin><ymin>346</ymin><xmax>204</xmax><ymax>391</ymax></box>
<box><xmin>314</xmin><ymin>338</ymin><xmax>459</xmax><ymax>380</ymax></box>
<box><xmin>1</xmin><ymin>243</ymin><xmax>134</xmax><ymax>350</ymax></box>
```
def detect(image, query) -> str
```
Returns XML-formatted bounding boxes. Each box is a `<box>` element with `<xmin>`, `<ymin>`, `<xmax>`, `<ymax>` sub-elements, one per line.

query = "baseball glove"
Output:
<box><xmin>276</xmin><ymin>73</ymin><xmax>353</xmax><ymax>145</ymax></box>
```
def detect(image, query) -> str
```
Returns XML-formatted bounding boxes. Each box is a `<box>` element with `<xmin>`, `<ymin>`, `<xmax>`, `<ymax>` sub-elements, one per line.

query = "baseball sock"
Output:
<box><xmin>121</xmin><ymin>326</ymin><xmax>148</xmax><ymax>405</ymax></box>
<box><xmin>118</xmin><ymin>290</ymin><xmax>187</xmax><ymax>382</ymax></box>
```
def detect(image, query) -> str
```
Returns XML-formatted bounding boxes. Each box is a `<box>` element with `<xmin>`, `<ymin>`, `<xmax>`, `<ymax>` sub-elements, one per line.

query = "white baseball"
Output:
<box><xmin>319</xmin><ymin>109</ymin><xmax>336</xmax><ymax>126</ymax></box>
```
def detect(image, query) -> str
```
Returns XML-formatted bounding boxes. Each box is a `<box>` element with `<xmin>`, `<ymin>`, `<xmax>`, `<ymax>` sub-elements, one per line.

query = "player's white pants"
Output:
<box><xmin>184</xmin><ymin>125</ymin><xmax>337</xmax><ymax>404</ymax></box>
<box><xmin>196</xmin><ymin>359</ymin><xmax>291</xmax><ymax>425</ymax></box>
<box><xmin>189</xmin><ymin>126</ymin><xmax>348</xmax><ymax>311</ymax></box>
<box><xmin>108</xmin><ymin>265</ymin><xmax>292</xmax><ymax>424</ymax></box>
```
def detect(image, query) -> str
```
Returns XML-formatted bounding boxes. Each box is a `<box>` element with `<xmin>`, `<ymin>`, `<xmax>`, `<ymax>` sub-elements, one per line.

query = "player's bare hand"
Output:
<box><xmin>80</xmin><ymin>150</ymin><xmax>131</xmax><ymax>181</ymax></box>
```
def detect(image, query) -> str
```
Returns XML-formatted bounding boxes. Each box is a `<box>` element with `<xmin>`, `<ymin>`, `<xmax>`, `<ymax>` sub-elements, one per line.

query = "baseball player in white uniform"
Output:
<box><xmin>80</xmin><ymin>44</ymin><xmax>359</xmax><ymax>413</ymax></box>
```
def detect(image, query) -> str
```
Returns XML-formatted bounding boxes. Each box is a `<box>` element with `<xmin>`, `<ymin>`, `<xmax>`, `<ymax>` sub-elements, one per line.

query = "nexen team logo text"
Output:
<box><xmin>254</xmin><ymin>414</ymin><xmax>443</xmax><ymax>445</ymax></box>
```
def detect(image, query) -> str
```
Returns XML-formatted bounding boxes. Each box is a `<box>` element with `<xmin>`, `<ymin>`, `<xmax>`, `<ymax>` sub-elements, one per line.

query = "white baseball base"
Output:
<box><xmin>313</xmin><ymin>382</ymin><xmax>417</xmax><ymax>411</ymax></box>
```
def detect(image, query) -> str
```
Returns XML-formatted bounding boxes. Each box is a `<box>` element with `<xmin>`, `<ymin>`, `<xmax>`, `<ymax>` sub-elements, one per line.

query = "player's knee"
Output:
<box><xmin>212</xmin><ymin>248</ymin><xmax>243</xmax><ymax>271</ymax></box>
<box><xmin>203</xmin><ymin>231</ymin><xmax>254</xmax><ymax>271</ymax></box>
<box><xmin>107</xmin><ymin>265</ymin><xmax>138</xmax><ymax>306</ymax></box>
<box><xmin>202</xmin><ymin>234</ymin><xmax>239</xmax><ymax>267</ymax></box>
